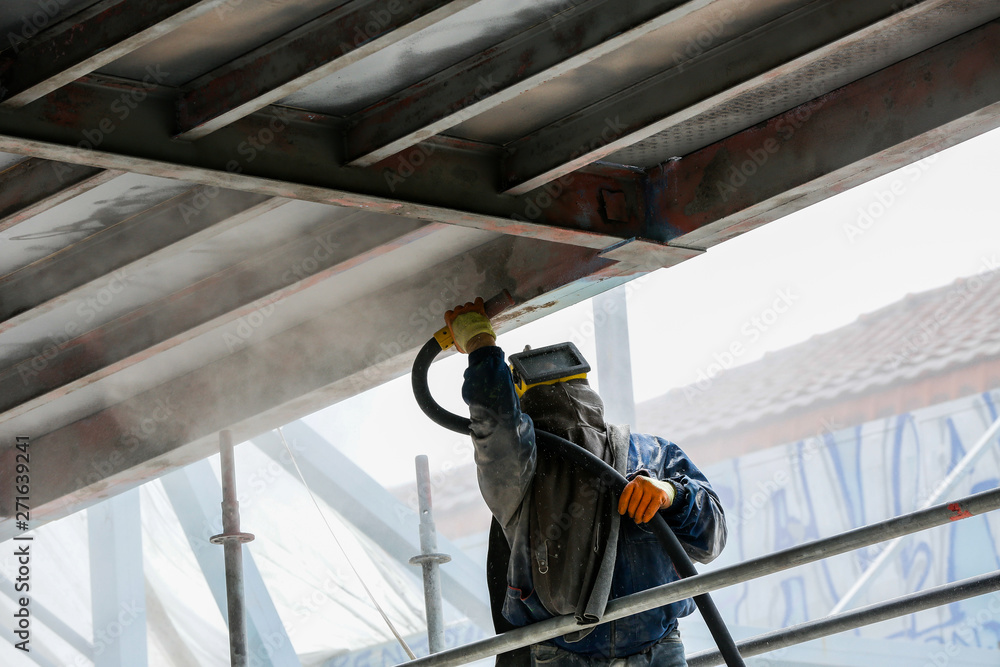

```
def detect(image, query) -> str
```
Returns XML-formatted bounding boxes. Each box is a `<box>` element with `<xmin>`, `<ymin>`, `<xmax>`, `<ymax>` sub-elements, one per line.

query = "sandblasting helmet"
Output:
<box><xmin>508</xmin><ymin>342</ymin><xmax>591</xmax><ymax>398</ymax></box>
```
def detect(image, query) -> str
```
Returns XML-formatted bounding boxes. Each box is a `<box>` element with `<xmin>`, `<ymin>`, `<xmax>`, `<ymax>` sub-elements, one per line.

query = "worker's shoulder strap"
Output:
<box><xmin>607</xmin><ymin>423</ymin><xmax>630</xmax><ymax>477</ymax></box>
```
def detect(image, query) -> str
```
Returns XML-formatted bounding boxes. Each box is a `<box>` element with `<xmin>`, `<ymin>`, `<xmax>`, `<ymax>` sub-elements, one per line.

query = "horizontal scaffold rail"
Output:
<box><xmin>399</xmin><ymin>486</ymin><xmax>1000</xmax><ymax>667</ymax></box>
<box><xmin>688</xmin><ymin>568</ymin><xmax>1000</xmax><ymax>666</ymax></box>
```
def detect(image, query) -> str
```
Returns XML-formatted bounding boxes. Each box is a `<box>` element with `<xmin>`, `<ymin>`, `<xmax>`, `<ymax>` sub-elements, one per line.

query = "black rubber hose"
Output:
<box><xmin>412</xmin><ymin>337</ymin><xmax>473</xmax><ymax>434</ymax></box>
<box><xmin>411</xmin><ymin>337</ymin><xmax>746</xmax><ymax>667</ymax></box>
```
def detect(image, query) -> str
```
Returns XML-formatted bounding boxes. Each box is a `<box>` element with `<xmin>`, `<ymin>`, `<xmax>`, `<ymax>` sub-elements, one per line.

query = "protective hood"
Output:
<box><xmin>519</xmin><ymin>379</ymin><xmax>624</xmax><ymax>632</ymax></box>
<box><xmin>520</xmin><ymin>379</ymin><xmax>609</xmax><ymax>448</ymax></box>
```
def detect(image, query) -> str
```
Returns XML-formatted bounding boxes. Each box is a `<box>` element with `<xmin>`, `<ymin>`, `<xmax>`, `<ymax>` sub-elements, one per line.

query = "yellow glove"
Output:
<box><xmin>618</xmin><ymin>476</ymin><xmax>677</xmax><ymax>524</ymax></box>
<box><xmin>444</xmin><ymin>297</ymin><xmax>496</xmax><ymax>353</ymax></box>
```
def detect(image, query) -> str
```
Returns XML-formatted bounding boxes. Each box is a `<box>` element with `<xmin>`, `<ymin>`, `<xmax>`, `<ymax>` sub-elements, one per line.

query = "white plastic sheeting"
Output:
<box><xmin>0</xmin><ymin>439</ymin><xmax>443</xmax><ymax>666</ymax></box>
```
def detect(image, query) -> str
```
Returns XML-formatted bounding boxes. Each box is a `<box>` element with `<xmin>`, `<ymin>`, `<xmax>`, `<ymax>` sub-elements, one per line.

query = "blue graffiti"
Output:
<box><xmin>710</xmin><ymin>390</ymin><xmax>1000</xmax><ymax>652</ymax></box>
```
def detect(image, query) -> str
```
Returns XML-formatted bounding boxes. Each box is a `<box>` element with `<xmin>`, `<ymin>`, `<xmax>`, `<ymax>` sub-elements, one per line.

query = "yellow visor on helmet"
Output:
<box><xmin>508</xmin><ymin>342</ymin><xmax>591</xmax><ymax>398</ymax></box>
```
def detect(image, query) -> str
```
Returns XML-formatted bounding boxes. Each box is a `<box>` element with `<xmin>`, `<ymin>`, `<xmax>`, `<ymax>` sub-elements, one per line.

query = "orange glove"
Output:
<box><xmin>444</xmin><ymin>297</ymin><xmax>496</xmax><ymax>353</ymax></box>
<box><xmin>618</xmin><ymin>476</ymin><xmax>677</xmax><ymax>524</ymax></box>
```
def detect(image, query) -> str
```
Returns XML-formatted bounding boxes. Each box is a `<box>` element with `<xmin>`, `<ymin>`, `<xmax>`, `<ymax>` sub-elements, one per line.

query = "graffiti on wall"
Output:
<box><xmin>702</xmin><ymin>390</ymin><xmax>1000</xmax><ymax>651</ymax></box>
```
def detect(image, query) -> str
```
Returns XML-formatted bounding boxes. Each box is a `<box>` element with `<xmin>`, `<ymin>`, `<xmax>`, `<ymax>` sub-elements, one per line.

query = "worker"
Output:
<box><xmin>444</xmin><ymin>298</ymin><xmax>727</xmax><ymax>667</ymax></box>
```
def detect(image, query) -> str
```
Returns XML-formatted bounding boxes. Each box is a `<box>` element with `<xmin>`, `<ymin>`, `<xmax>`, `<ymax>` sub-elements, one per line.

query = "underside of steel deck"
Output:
<box><xmin>1</xmin><ymin>0</ymin><xmax>999</xmax><ymax>541</ymax></box>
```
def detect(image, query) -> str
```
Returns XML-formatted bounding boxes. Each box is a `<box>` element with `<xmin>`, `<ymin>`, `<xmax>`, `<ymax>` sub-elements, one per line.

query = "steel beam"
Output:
<box><xmin>0</xmin><ymin>213</ymin><xmax>426</xmax><ymax>425</ymax></box>
<box><xmin>0</xmin><ymin>7</ymin><xmax>995</xmax><ymax>259</ymax></box>
<box><xmin>0</xmin><ymin>0</ymin><xmax>229</xmax><ymax>108</ymax></box>
<box><xmin>501</xmin><ymin>0</ymin><xmax>999</xmax><ymax>194</ymax></box>
<box><xmin>346</xmin><ymin>0</ymin><xmax>713</xmax><ymax>166</ymax></box>
<box><xmin>0</xmin><ymin>187</ymin><xmax>279</xmax><ymax>329</ymax></box>
<box><xmin>0</xmin><ymin>159</ymin><xmax>119</xmax><ymax>234</ymax></box>
<box><xmin>252</xmin><ymin>422</ymin><xmax>493</xmax><ymax>633</ymax></box>
<box><xmin>161</xmin><ymin>460</ymin><xmax>301</xmax><ymax>666</ymax></box>
<box><xmin>0</xmin><ymin>75</ymin><xmax>663</xmax><ymax>254</ymax></box>
<box><xmin>0</xmin><ymin>236</ymin><xmax>626</xmax><ymax>541</ymax></box>
<box><xmin>176</xmin><ymin>0</ymin><xmax>486</xmax><ymax>140</ymax></box>
<box><xmin>87</xmin><ymin>489</ymin><xmax>147</xmax><ymax>667</ymax></box>
<box><xmin>646</xmin><ymin>15</ymin><xmax>1000</xmax><ymax>249</ymax></box>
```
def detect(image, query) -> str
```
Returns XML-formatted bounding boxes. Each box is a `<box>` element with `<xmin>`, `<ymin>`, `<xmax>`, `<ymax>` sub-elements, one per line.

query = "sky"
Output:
<box><xmin>305</xmin><ymin>125</ymin><xmax>1000</xmax><ymax>487</ymax></box>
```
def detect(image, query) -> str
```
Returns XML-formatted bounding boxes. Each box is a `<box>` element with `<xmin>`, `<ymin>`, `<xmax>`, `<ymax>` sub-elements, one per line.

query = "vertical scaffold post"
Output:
<box><xmin>210</xmin><ymin>430</ymin><xmax>256</xmax><ymax>667</ymax></box>
<box><xmin>410</xmin><ymin>455</ymin><xmax>451</xmax><ymax>654</ymax></box>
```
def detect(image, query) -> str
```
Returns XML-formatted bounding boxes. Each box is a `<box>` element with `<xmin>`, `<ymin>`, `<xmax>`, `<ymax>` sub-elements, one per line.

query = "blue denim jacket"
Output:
<box><xmin>463</xmin><ymin>346</ymin><xmax>727</xmax><ymax>658</ymax></box>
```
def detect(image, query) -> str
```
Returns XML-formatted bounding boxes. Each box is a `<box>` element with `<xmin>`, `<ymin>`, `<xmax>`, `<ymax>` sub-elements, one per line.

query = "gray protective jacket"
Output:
<box><xmin>463</xmin><ymin>345</ymin><xmax>727</xmax><ymax>658</ymax></box>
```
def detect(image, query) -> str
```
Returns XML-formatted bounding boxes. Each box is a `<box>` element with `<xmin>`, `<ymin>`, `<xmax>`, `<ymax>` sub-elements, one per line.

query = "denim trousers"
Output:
<box><xmin>529</xmin><ymin>629</ymin><xmax>686</xmax><ymax>667</ymax></box>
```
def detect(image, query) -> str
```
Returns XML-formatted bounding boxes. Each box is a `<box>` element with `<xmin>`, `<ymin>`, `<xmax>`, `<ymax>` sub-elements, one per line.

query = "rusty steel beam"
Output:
<box><xmin>0</xmin><ymin>158</ymin><xmax>120</xmax><ymax>234</ymax></box>
<box><xmin>1</xmin><ymin>13</ymin><xmax>995</xmax><ymax>262</ymax></box>
<box><xmin>0</xmin><ymin>235</ymin><xmax>635</xmax><ymax>541</ymax></box>
<box><xmin>0</xmin><ymin>188</ymin><xmax>281</xmax><ymax>332</ymax></box>
<box><xmin>346</xmin><ymin>0</ymin><xmax>713</xmax><ymax>166</ymax></box>
<box><xmin>176</xmin><ymin>0</ymin><xmax>486</xmax><ymax>140</ymax></box>
<box><xmin>0</xmin><ymin>76</ymin><xmax>664</xmax><ymax>256</ymax></box>
<box><xmin>0</xmin><ymin>0</ymin><xmax>229</xmax><ymax>108</ymax></box>
<box><xmin>647</xmin><ymin>15</ymin><xmax>1000</xmax><ymax>249</ymax></box>
<box><xmin>0</xmin><ymin>213</ymin><xmax>428</xmax><ymax>425</ymax></box>
<box><xmin>501</xmin><ymin>0</ymin><xmax>998</xmax><ymax>195</ymax></box>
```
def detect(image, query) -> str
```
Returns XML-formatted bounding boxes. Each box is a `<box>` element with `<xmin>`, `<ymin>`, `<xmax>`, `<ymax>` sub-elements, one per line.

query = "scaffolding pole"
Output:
<box><xmin>396</xmin><ymin>486</ymin><xmax>1000</xmax><ymax>667</ymax></box>
<box><xmin>687</xmin><ymin>568</ymin><xmax>1000</xmax><ymax>666</ymax></box>
<box><xmin>831</xmin><ymin>414</ymin><xmax>1000</xmax><ymax>614</ymax></box>
<box><xmin>410</xmin><ymin>455</ymin><xmax>451</xmax><ymax>654</ymax></box>
<box><xmin>210</xmin><ymin>430</ymin><xmax>256</xmax><ymax>667</ymax></box>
